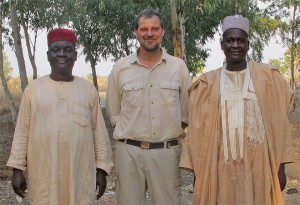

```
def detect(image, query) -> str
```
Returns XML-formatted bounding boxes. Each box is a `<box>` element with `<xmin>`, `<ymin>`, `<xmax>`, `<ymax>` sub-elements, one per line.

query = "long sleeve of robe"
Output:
<box><xmin>180</xmin><ymin>61</ymin><xmax>294</xmax><ymax>205</ymax></box>
<box><xmin>7</xmin><ymin>76</ymin><xmax>113</xmax><ymax>205</ymax></box>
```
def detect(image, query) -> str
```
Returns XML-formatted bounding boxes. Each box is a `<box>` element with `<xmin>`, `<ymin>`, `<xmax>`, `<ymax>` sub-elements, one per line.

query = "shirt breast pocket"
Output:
<box><xmin>159</xmin><ymin>82</ymin><xmax>180</xmax><ymax>106</ymax></box>
<box><xmin>72</xmin><ymin>105</ymin><xmax>89</xmax><ymax>127</ymax></box>
<box><xmin>122</xmin><ymin>82</ymin><xmax>145</xmax><ymax>108</ymax></box>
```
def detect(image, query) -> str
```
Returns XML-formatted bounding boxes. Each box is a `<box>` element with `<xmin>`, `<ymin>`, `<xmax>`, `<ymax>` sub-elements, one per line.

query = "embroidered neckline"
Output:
<box><xmin>220</xmin><ymin>63</ymin><xmax>265</xmax><ymax>163</ymax></box>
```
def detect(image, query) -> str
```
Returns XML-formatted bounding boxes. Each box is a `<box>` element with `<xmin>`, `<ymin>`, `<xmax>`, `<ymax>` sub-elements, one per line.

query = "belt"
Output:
<box><xmin>118</xmin><ymin>139</ymin><xmax>179</xmax><ymax>149</ymax></box>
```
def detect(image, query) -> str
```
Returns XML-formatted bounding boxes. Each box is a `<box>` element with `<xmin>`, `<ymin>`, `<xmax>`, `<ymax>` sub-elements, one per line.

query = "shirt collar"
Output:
<box><xmin>129</xmin><ymin>48</ymin><xmax>168</xmax><ymax>64</ymax></box>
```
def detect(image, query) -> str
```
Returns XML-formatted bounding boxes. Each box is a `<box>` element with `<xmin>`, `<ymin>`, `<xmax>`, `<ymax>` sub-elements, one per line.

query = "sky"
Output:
<box><xmin>4</xmin><ymin>30</ymin><xmax>287</xmax><ymax>77</ymax></box>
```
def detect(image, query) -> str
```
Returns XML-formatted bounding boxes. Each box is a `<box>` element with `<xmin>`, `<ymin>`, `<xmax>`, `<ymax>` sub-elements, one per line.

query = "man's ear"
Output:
<box><xmin>246</xmin><ymin>40</ymin><xmax>250</xmax><ymax>52</ymax></box>
<box><xmin>47</xmin><ymin>51</ymin><xmax>50</xmax><ymax>61</ymax></box>
<box><xmin>220</xmin><ymin>40</ymin><xmax>224</xmax><ymax>51</ymax></box>
<box><xmin>74</xmin><ymin>51</ymin><xmax>78</xmax><ymax>61</ymax></box>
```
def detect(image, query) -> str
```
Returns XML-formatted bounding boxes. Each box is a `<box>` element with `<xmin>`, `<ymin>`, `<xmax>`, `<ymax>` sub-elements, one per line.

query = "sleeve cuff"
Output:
<box><xmin>110</xmin><ymin>115</ymin><xmax>119</xmax><ymax>127</ymax></box>
<box><xmin>6</xmin><ymin>163</ymin><xmax>27</xmax><ymax>172</ymax></box>
<box><xmin>96</xmin><ymin>162</ymin><xmax>114</xmax><ymax>175</ymax></box>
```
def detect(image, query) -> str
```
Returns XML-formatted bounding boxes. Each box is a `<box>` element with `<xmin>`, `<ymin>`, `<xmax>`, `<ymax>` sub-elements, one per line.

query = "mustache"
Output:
<box><xmin>143</xmin><ymin>36</ymin><xmax>156</xmax><ymax>40</ymax></box>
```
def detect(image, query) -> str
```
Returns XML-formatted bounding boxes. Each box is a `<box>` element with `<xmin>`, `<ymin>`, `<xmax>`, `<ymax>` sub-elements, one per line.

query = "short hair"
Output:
<box><xmin>133</xmin><ymin>9</ymin><xmax>164</xmax><ymax>29</ymax></box>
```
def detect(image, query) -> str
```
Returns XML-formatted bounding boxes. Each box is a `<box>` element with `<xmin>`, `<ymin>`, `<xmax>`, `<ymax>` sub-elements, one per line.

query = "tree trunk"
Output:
<box><xmin>122</xmin><ymin>37</ymin><xmax>131</xmax><ymax>56</ymax></box>
<box><xmin>0</xmin><ymin>13</ymin><xmax>17</xmax><ymax>126</ymax></box>
<box><xmin>90</xmin><ymin>57</ymin><xmax>99</xmax><ymax>91</ymax></box>
<box><xmin>10</xmin><ymin>0</ymin><xmax>28</xmax><ymax>91</ymax></box>
<box><xmin>20</xmin><ymin>14</ymin><xmax>38</xmax><ymax>79</ymax></box>
<box><xmin>290</xmin><ymin>4</ymin><xmax>297</xmax><ymax>90</ymax></box>
<box><xmin>86</xmin><ymin>47</ymin><xmax>99</xmax><ymax>91</ymax></box>
<box><xmin>75</xmin><ymin>26</ymin><xmax>99</xmax><ymax>91</ymax></box>
<box><xmin>170</xmin><ymin>0</ymin><xmax>186</xmax><ymax>61</ymax></box>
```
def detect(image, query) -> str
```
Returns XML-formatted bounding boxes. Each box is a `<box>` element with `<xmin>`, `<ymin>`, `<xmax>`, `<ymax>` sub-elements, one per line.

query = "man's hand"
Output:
<box><xmin>96</xmin><ymin>168</ymin><xmax>107</xmax><ymax>199</ymax></box>
<box><xmin>12</xmin><ymin>168</ymin><xmax>27</xmax><ymax>198</ymax></box>
<box><xmin>181</xmin><ymin>122</ymin><xmax>188</xmax><ymax>129</ymax></box>
<box><xmin>278</xmin><ymin>163</ymin><xmax>287</xmax><ymax>191</ymax></box>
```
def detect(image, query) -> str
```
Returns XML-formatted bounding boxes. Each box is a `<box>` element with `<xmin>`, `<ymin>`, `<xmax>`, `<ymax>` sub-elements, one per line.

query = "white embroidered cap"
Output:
<box><xmin>222</xmin><ymin>15</ymin><xmax>249</xmax><ymax>34</ymax></box>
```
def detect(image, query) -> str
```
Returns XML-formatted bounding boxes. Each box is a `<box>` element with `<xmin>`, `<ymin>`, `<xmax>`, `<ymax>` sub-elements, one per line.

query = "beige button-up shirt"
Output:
<box><xmin>106</xmin><ymin>51</ymin><xmax>192</xmax><ymax>142</ymax></box>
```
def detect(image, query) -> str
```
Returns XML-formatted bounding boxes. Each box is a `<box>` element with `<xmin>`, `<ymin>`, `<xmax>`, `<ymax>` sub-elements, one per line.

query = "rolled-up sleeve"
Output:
<box><xmin>106</xmin><ymin>68</ymin><xmax>121</xmax><ymax>127</ymax></box>
<box><xmin>179</xmin><ymin>62</ymin><xmax>192</xmax><ymax>124</ymax></box>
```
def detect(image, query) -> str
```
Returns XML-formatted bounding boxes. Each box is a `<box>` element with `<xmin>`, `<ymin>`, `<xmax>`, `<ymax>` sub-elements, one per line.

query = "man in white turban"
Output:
<box><xmin>180</xmin><ymin>15</ymin><xmax>294</xmax><ymax>205</ymax></box>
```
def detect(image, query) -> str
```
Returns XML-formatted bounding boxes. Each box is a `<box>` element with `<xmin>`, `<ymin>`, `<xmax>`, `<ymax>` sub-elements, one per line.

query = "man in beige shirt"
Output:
<box><xmin>7</xmin><ymin>28</ymin><xmax>113</xmax><ymax>205</ymax></box>
<box><xmin>106</xmin><ymin>9</ymin><xmax>192</xmax><ymax>205</ymax></box>
<box><xmin>180</xmin><ymin>15</ymin><xmax>294</xmax><ymax>205</ymax></box>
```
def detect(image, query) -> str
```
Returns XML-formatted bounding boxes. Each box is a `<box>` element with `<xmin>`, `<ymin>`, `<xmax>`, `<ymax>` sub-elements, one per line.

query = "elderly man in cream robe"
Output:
<box><xmin>7</xmin><ymin>28</ymin><xmax>113</xmax><ymax>205</ymax></box>
<box><xmin>180</xmin><ymin>15</ymin><xmax>294</xmax><ymax>205</ymax></box>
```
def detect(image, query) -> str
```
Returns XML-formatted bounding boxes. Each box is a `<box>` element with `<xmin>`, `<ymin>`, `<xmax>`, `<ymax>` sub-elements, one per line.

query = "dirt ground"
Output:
<box><xmin>0</xmin><ymin>108</ymin><xmax>300</xmax><ymax>204</ymax></box>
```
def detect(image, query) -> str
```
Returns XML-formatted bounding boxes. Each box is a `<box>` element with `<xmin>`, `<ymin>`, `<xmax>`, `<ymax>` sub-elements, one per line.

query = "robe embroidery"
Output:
<box><xmin>220</xmin><ymin>64</ymin><xmax>265</xmax><ymax>162</ymax></box>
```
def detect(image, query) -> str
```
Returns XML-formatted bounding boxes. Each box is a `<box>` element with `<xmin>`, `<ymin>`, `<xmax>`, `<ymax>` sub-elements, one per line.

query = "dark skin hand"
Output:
<box><xmin>181</xmin><ymin>122</ymin><xmax>188</xmax><ymax>129</ymax></box>
<box><xmin>278</xmin><ymin>163</ymin><xmax>287</xmax><ymax>191</ymax></box>
<box><xmin>12</xmin><ymin>167</ymin><xmax>108</xmax><ymax>199</ymax></box>
<box><xmin>12</xmin><ymin>168</ymin><xmax>27</xmax><ymax>198</ymax></box>
<box><xmin>193</xmin><ymin>175</ymin><xmax>196</xmax><ymax>187</ymax></box>
<box><xmin>96</xmin><ymin>168</ymin><xmax>107</xmax><ymax>199</ymax></box>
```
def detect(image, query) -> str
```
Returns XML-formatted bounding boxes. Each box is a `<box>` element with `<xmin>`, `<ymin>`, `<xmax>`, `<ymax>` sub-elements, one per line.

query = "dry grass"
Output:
<box><xmin>0</xmin><ymin>78</ymin><xmax>23</xmax><ymax>114</ymax></box>
<box><xmin>81</xmin><ymin>76</ymin><xmax>108</xmax><ymax>92</ymax></box>
<box><xmin>96</xmin><ymin>76</ymin><xmax>108</xmax><ymax>92</ymax></box>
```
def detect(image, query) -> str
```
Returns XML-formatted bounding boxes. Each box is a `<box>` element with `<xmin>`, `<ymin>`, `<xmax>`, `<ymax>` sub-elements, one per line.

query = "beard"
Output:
<box><xmin>140</xmin><ymin>38</ymin><xmax>161</xmax><ymax>51</ymax></box>
<box><xmin>141</xmin><ymin>43</ymin><xmax>160</xmax><ymax>51</ymax></box>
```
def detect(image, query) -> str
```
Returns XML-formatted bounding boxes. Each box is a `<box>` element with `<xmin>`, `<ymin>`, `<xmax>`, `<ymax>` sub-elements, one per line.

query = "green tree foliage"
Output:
<box><xmin>6</xmin><ymin>0</ymin><xmax>290</xmax><ymax>80</ymax></box>
<box><xmin>93</xmin><ymin>0</ymin><xmax>280</xmax><ymax>75</ymax></box>
<box><xmin>1</xmin><ymin>3</ymin><xmax>12</xmax><ymax>82</ymax></box>
<box><xmin>263</xmin><ymin>0</ymin><xmax>300</xmax><ymax>89</ymax></box>
<box><xmin>268</xmin><ymin>58</ymin><xmax>290</xmax><ymax>75</ymax></box>
<box><xmin>14</xmin><ymin>0</ymin><xmax>47</xmax><ymax>79</ymax></box>
<box><xmin>10</xmin><ymin>0</ymin><xmax>28</xmax><ymax>91</ymax></box>
<box><xmin>68</xmin><ymin>0</ymin><xmax>262</xmax><ymax>75</ymax></box>
<box><xmin>269</xmin><ymin>44</ymin><xmax>300</xmax><ymax>73</ymax></box>
<box><xmin>269</xmin><ymin>44</ymin><xmax>300</xmax><ymax>83</ymax></box>
<box><xmin>3</xmin><ymin>53</ymin><xmax>13</xmax><ymax>81</ymax></box>
<box><xmin>1</xmin><ymin>1</ymin><xmax>12</xmax><ymax>46</ymax></box>
<box><xmin>202</xmin><ymin>0</ymin><xmax>281</xmax><ymax>62</ymax></box>
<box><xmin>0</xmin><ymin>1</ymin><xmax>17</xmax><ymax>124</ymax></box>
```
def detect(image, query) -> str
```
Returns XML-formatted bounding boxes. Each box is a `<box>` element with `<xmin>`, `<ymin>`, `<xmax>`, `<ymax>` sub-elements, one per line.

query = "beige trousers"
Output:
<box><xmin>114</xmin><ymin>141</ymin><xmax>182</xmax><ymax>205</ymax></box>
